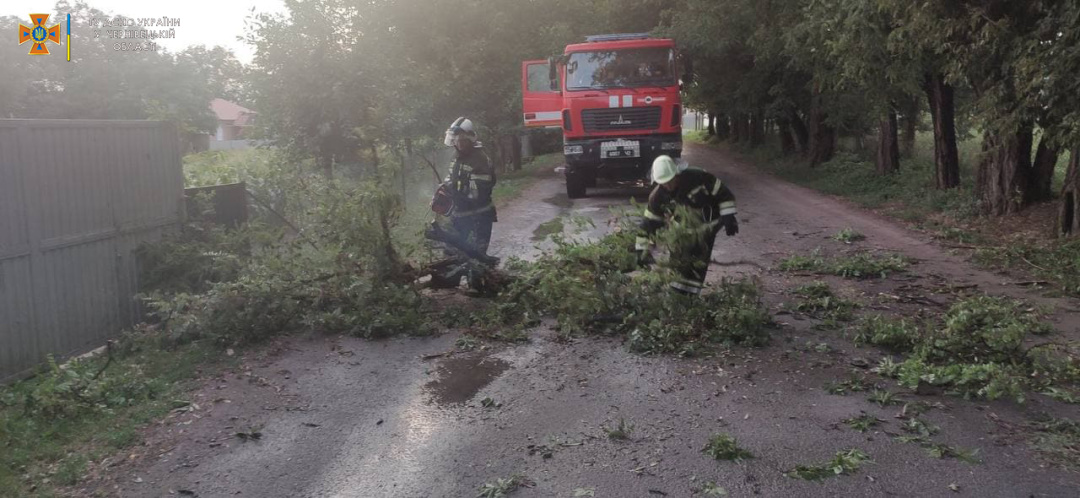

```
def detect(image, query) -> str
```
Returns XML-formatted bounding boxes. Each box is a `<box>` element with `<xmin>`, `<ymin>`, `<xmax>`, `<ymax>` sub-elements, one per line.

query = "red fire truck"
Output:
<box><xmin>522</xmin><ymin>34</ymin><xmax>688</xmax><ymax>198</ymax></box>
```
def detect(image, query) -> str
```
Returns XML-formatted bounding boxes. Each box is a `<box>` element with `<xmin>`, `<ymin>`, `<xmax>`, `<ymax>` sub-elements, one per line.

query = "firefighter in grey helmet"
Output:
<box><xmin>636</xmin><ymin>155</ymin><xmax>738</xmax><ymax>295</ymax></box>
<box><xmin>428</xmin><ymin>117</ymin><xmax>498</xmax><ymax>289</ymax></box>
<box><xmin>442</xmin><ymin>117</ymin><xmax>497</xmax><ymax>254</ymax></box>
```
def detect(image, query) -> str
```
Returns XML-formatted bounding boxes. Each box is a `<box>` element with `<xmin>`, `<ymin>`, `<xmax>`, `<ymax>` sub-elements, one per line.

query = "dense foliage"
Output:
<box><xmin>668</xmin><ymin>0</ymin><xmax>1080</xmax><ymax>220</ymax></box>
<box><xmin>470</xmin><ymin>216</ymin><xmax>771</xmax><ymax>355</ymax></box>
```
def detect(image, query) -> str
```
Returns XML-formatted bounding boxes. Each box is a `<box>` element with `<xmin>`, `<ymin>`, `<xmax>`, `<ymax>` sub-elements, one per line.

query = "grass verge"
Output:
<box><xmin>492</xmin><ymin>153</ymin><xmax>561</xmax><ymax>206</ymax></box>
<box><xmin>0</xmin><ymin>333</ymin><xmax>230</xmax><ymax>497</ymax></box>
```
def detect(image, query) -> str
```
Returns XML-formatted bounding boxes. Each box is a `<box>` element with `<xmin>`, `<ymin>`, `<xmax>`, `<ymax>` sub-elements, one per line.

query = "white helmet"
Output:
<box><xmin>444</xmin><ymin>117</ymin><xmax>477</xmax><ymax>146</ymax></box>
<box><xmin>652</xmin><ymin>155</ymin><xmax>685</xmax><ymax>184</ymax></box>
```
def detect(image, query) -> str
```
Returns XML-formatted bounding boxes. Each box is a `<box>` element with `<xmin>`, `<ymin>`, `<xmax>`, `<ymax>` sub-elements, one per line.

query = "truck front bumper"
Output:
<box><xmin>563</xmin><ymin>133</ymin><xmax>682</xmax><ymax>167</ymax></box>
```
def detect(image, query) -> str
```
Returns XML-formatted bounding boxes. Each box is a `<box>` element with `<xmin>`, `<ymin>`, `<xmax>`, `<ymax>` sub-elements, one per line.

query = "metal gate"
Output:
<box><xmin>0</xmin><ymin>119</ymin><xmax>184</xmax><ymax>381</ymax></box>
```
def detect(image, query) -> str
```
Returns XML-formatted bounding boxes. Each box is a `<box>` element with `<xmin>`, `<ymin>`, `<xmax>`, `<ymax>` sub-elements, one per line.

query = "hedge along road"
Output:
<box><xmin>83</xmin><ymin>143</ymin><xmax>1080</xmax><ymax>497</ymax></box>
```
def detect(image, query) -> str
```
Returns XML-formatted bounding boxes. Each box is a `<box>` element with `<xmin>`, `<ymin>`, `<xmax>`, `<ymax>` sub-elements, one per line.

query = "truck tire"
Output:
<box><xmin>566</xmin><ymin>169</ymin><xmax>587</xmax><ymax>199</ymax></box>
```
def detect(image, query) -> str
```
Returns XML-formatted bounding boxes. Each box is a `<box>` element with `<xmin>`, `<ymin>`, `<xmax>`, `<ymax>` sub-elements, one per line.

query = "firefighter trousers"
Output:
<box><xmin>452</xmin><ymin>212</ymin><xmax>494</xmax><ymax>255</ymax></box>
<box><xmin>669</xmin><ymin>227</ymin><xmax>719</xmax><ymax>295</ymax></box>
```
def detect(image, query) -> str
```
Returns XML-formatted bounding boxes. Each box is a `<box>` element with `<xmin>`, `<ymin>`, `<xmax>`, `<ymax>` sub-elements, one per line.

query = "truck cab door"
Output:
<box><xmin>522</xmin><ymin>60</ymin><xmax>562</xmax><ymax>128</ymax></box>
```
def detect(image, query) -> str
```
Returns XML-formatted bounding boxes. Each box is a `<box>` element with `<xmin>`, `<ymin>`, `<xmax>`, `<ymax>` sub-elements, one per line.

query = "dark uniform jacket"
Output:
<box><xmin>636</xmin><ymin>168</ymin><xmax>737</xmax><ymax>250</ymax></box>
<box><xmin>447</xmin><ymin>144</ymin><xmax>497</xmax><ymax>220</ymax></box>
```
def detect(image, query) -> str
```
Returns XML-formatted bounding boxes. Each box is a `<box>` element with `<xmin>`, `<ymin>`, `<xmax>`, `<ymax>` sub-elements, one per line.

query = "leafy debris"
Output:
<box><xmin>702</xmin><ymin>433</ymin><xmax>753</xmax><ymax>461</ymax></box>
<box><xmin>604</xmin><ymin>418</ymin><xmax>634</xmax><ymax>441</ymax></box>
<box><xmin>785</xmin><ymin>449</ymin><xmax>871</xmax><ymax>480</ymax></box>
<box><xmin>477</xmin><ymin>474</ymin><xmax>532</xmax><ymax>498</ymax></box>
<box><xmin>845</xmin><ymin>413</ymin><xmax>883</xmax><ymax>433</ymax></box>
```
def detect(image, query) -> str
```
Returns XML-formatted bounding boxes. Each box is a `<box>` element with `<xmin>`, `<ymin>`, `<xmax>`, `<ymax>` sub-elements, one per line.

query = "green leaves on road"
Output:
<box><xmin>702</xmin><ymin>433</ymin><xmax>754</xmax><ymax>462</ymax></box>
<box><xmin>785</xmin><ymin>449</ymin><xmax>872</xmax><ymax>481</ymax></box>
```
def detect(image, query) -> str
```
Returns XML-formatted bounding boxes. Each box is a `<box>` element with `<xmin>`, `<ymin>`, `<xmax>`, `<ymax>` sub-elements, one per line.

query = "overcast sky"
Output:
<box><xmin>7</xmin><ymin>0</ymin><xmax>286</xmax><ymax>62</ymax></box>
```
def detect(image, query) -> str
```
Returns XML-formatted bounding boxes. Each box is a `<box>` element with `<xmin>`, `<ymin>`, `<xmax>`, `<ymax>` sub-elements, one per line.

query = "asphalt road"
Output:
<box><xmin>85</xmin><ymin>143</ymin><xmax>1080</xmax><ymax>498</ymax></box>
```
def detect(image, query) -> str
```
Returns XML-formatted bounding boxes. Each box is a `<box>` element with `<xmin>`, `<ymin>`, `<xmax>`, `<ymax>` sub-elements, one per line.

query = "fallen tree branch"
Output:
<box><xmin>91</xmin><ymin>340</ymin><xmax>114</xmax><ymax>380</ymax></box>
<box><xmin>1020</xmin><ymin>256</ymin><xmax>1050</xmax><ymax>274</ymax></box>
<box><xmin>1010</xmin><ymin>280</ymin><xmax>1050</xmax><ymax>287</ymax></box>
<box><xmin>245</xmin><ymin>189</ymin><xmax>320</xmax><ymax>250</ymax></box>
<box><xmin>419</xmin><ymin>155</ymin><xmax>443</xmax><ymax>184</ymax></box>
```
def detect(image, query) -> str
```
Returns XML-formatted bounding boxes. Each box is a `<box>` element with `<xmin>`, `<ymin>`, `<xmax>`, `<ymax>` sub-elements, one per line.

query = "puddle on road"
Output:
<box><xmin>424</xmin><ymin>355</ymin><xmax>510</xmax><ymax>406</ymax></box>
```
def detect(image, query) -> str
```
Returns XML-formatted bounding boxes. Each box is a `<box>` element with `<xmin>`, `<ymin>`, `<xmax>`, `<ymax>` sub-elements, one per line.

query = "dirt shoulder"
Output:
<box><xmin>78</xmin><ymin>144</ymin><xmax>1079</xmax><ymax>498</ymax></box>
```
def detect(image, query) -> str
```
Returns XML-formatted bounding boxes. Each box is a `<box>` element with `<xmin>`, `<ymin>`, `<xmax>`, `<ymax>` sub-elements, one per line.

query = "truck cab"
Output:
<box><xmin>522</xmin><ymin>34</ymin><xmax>685</xmax><ymax>198</ymax></box>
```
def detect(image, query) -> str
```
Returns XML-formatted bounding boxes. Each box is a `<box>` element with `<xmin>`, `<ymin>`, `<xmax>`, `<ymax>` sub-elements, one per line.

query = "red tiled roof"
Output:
<box><xmin>210</xmin><ymin>98</ymin><xmax>255</xmax><ymax>122</ymax></box>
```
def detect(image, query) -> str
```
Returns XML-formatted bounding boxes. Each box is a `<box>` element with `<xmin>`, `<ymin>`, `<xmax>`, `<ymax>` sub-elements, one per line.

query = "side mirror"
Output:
<box><xmin>547</xmin><ymin>57</ymin><xmax>559</xmax><ymax>91</ymax></box>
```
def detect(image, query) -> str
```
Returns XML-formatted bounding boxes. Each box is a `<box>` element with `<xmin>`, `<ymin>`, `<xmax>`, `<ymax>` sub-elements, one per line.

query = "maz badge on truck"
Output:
<box><xmin>601</xmin><ymin>140</ymin><xmax>640</xmax><ymax>158</ymax></box>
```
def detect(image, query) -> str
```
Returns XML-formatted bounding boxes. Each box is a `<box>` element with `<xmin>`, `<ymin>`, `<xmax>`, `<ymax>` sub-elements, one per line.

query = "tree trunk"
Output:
<box><xmin>397</xmin><ymin>150</ymin><xmax>408</xmax><ymax>199</ymax></box>
<box><xmin>707</xmin><ymin>111</ymin><xmax>716</xmax><ymax>136</ymax></box>
<box><xmin>900</xmin><ymin>96</ymin><xmax>919</xmax><ymax>157</ymax></box>
<box><xmin>976</xmin><ymin>125</ymin><xmax>1034</xmax><ymax>216</ymax></box>
<box><xmin>750</xmin><ymin>111</ymin><xmax>765</xmax><ymax>147</ymax></box>
<box><xmin>778</xmin><ymin>119</ymin><xmax>796</xmax><ymax>155</ymax></box>
<box><xmin>509</xmin><ymin>134</ymin><xmax>522</xmax><ymax>171</ymax></box>
<box><xmin>807</xmin><ymin>92</ymin><xmax>836</xmax><ymax>168</ymax></box>
<box><xmin>716</xmin><ymin>114</ymin><xmax>730</xmax><ymax>140</ymax></box>
<box><xmin>739</xmin><ymin>115</ymin><xmax>752</xmax><ymax>144</ymax></box>
<box><xmin>1027</xmin><ymin>135</ymin><xmax>1059</xmax><ymax>203</ymax></box>
<box><xmin>731</xmin><ymin>114</ymin><xmax>743</xmax><ymax>143</ymax></box>
<box><xmin>789</xmin><ymin>110</ymin><xmax>810</xmax><ymax>154</ymax></box>
<box><xmin>1058</xmin><ymin>148</ymin><xmax>1080</xmax><ymax>237</ymax></box>
<box><xmin>370</xmin><ymin>144</ymin><xmax>380</xmax><ymax>170</ymax></box>
<box><xmin>877</xmin><ymin>108</ymin><xmax>901</xmax><ymax>175</ymax></box>
<box><xmin>925</xmin><ymin>73</ymin><xmax>960</xmax><ymax>189</ymax></box>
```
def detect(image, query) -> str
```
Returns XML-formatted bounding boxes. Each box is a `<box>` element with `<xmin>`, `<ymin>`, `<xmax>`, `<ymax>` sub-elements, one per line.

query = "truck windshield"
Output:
<box><xmin>566</xmin><ymin>47</ymin><xmax>675</xmax><ymax>91</ymax></box>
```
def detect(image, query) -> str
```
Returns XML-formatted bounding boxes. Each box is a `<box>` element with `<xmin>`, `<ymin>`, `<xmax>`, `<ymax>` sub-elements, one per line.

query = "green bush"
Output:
<box><xmin>0</xmin><ymin>332</ymin><xmax>221</xmax><ymax>495</ymax></box>
<box><xmin>17</xmin><ymin>355</ymin><xmax>166</xmax><ymax>420</ymax></box>
<box><xmin>147</xmin><ymin>152</ymin><xmax>432</xmax><ymax>345</ymax></box>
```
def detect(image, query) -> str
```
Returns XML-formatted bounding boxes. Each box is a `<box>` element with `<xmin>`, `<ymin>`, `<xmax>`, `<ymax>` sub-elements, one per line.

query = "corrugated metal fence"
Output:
<box><xmin>0</xmin><ymin>120</ymin><xmax>184</xmax><ymax>382</ymax></box>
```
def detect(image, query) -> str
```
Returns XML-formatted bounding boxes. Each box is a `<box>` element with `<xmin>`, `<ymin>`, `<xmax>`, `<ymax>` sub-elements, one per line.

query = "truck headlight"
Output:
<box><xmin>661</xmin><ymin>142</ymin><xmax>682</xmax><ymax>151</ymax></box>
<box><xmin>564</xmin><ymin>145</ymin><xmax>584</xmax><ymax>155</ymax></box>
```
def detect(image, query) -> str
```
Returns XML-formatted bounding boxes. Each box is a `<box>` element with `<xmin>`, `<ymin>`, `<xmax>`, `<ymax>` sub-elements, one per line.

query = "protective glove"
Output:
<box><xmin>722</xmin><ymin>214</ymin><xmax>739</xmax><ymax>236</ymax></box>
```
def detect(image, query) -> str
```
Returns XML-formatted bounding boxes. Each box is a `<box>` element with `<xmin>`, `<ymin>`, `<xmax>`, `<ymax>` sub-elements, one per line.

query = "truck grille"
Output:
<box><xmin>581</xmin><ymin>107</ymin><xmax>662</xmax><ymax>133</ymax></box>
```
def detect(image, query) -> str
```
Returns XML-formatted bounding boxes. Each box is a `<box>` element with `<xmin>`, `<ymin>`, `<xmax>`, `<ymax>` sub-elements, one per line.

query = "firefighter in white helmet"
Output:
<box><xmin>636</xmin><ymin>155</ymin><xmax>738</xmax><ymax>295</ymax></box>
<box><xmin>430</xmin><ymin>117</ymin><xmax>497</xmax><ymax>287</ymax></box>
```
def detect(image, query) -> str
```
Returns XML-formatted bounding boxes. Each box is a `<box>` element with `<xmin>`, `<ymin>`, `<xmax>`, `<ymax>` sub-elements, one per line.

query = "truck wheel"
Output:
<box><xmin>566</xmin><ymin>169</ymin><xmax>587</xmax><ymax>199</ymax></box>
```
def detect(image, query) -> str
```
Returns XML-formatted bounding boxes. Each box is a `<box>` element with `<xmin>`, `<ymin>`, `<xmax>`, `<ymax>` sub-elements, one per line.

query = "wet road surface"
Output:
<box><xmin>88</xmin><ymin>144</ymin><xmax>1080</xmax><ymax>497</ymax></box>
